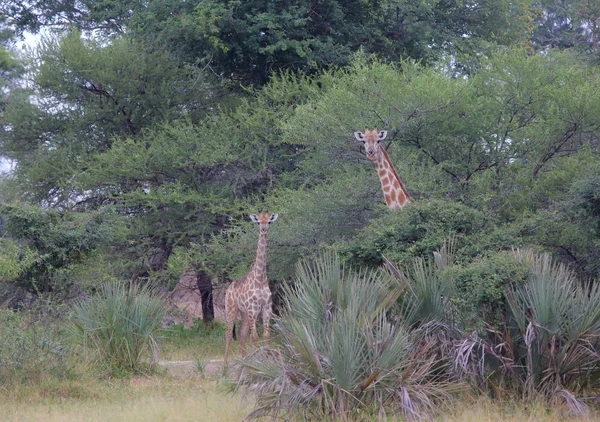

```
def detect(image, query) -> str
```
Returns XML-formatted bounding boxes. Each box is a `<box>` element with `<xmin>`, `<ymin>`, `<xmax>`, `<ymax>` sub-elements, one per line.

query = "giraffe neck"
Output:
<box><xmin>375</xmin><ymin>146</ymin><xmax>411</xmax><ymax>210</ymax></box>
<box><xmin>250</xmin><ymin>231</ymin><xmax>269</xmax><ymax>285</ymax></box>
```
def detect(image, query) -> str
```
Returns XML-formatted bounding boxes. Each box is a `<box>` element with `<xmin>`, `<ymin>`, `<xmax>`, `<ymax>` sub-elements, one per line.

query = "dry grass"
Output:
<box><xmin>1</xmin><ymin>376</ymin><xmax>250</xmax><ymax>422</ymax></box>
<box><xmin>1</xmin><ymin>369</ymin><xmax>597</xmax><ymax>422</ymax></box>
<box><xmin>2</xmin><ymin>321</ymin><xmax>597</xmax><ymax>422</ymax></box>
<box><xmin>440</xmin><ymin>397</ymin><xmax>599</xmax><ymax>422</ymax></box>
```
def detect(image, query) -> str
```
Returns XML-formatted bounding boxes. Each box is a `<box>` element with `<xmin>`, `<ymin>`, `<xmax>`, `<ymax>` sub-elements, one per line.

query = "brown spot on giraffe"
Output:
<box><xmin>224</xmin><ymin>211</ymin><xmax>278</xmax><ymax>365</ymax></box>
<box><xmin>354</xmin><ymin>128</ymin><xmax>412</xmax><ymax>210</ymax></box>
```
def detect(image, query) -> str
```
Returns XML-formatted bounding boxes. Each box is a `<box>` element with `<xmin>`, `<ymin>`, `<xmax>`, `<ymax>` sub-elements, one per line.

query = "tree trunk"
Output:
<box><xmin>196</xmin><ymin>269</ymin><xmax>214</xmax><ymax>323</ymax></box>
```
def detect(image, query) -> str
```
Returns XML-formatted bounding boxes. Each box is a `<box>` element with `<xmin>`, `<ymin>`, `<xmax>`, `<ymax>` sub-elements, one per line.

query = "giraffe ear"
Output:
<box><xmin>249</xmin><ymin>214</ymin><xmax>259</xmax><ymax>222</ymax></box>
<box><xmin>378</xmin><ymin>131</ymin><xmax>388</xmax><ymax>141</ymax></box>
<box><xmin>268</xmin><ymin>213</ymin><xmax>279</xmax><ymax>223</ymax></box>
<box><xmin>354</xmin><ymin>131</ymin><xmax>365</xmax><ymax>142</ymax></box>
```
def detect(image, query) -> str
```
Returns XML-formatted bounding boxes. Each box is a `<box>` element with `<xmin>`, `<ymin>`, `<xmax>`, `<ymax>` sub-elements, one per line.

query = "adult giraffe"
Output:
<box><xmin>224</xmin><ymin>211</ymin><xmax>278</xmax><ymax>365</ymax></box>
<box><xmin>354</xmin><ymin>128</ymin><xmax>412</xmax><ymax>210</ymax></box>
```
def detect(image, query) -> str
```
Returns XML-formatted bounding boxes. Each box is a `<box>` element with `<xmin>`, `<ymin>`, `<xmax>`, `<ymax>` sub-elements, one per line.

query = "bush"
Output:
<box><xmin>340</xmin><ymin>199</ymin><xmax>520</xmax><ymax>270</ymax></box>
<box><xmin>233</xmin><ymin>252</ymin><xmax>459</xmax><ymax>420</ymax></box>
<box><xmin>0</xmin><ymin>309</ymin><xmax>72</xmax><ymax>385</ymax></box>
<box><xmin>70</xmin><ymin>281</ymin><xmax>166</xmax><ymax>375</ymax></box>
<box><xmin>442</xmin><ymin>251</ymin><xmax>530</xmax><ymax>331</ymax></box>
<box><xmin>455</xmin><ymin>250</ymin><xmax>600</xmax><ymax>415</ymax></box>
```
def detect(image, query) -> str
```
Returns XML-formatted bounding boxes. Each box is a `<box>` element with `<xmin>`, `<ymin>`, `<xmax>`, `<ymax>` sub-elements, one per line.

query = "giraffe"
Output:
<box><xmin>354</xmin><ymin>128</ymin><xmax>412</xmax><ymax>210</ymax></box>
<box><xmin>224</xmin><ymin>211</ymin><xmax>278</xmax><ymax>365</ymax></box>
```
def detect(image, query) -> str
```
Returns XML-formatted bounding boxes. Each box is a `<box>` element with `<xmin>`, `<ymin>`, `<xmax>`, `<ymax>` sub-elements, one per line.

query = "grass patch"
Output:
<box><xmin>0</xmin><ymin>309</ymin><xmax>74</xmax><ymax>386</ymax></box>
<box><xmin>160</xmin><ymin>320</ymin><xmax>239</xmax><ymax>361</ymax></box>
<box><xmin>1</xmin><ymin>377</ymin><xmax>251</xmax><ymax>422</ymax></box>
<box><xmin>443</xmin><ymin>397</ymin><xmax>599</xmax><ymax>422</ymax></box>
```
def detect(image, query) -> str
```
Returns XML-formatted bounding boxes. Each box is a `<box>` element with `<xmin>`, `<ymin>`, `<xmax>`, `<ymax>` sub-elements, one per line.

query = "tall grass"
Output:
<box><xmin>0</xmin><ymin>309</ymin><xmax>72</xmax><ymax>386</ymax></box>
<box><xmin>233</xmin><ymin>252</ymin><xmax>461</xmax><ymax>421</ymax></box>
<box><xmin>70</xmin><ymin>281</ymin><xmax>166</xmax><ymax>374</ymax></box>
<box><xmin>1</xmin><ymin>377</ymin><xmax>251</xmax><ymax>422</ymax></box>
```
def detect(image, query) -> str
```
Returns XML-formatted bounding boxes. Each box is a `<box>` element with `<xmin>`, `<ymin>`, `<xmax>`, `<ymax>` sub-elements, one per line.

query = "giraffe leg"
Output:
<box><xmin>248</xmin><ymin>313</ymin><xmax>259</xmax><ymax>349</ymax></box>
<box><xmin>223</xmin><ymin>291</ymin><xmax>238</xmax><ymax>366</ymax></box>
<box><xmin>239</xmin><ymin>311</ymin><xmax>249</xmax><ymax>358</ymax></box>
<box><xmin>262</xmin><ymin>304</ymin><xmax>272</xmax><ymax>344</ymax></box>
<box><xmin>224</xmin><ymin>306</ymin><xmax>237</xmax><ymax>366</ymax></box>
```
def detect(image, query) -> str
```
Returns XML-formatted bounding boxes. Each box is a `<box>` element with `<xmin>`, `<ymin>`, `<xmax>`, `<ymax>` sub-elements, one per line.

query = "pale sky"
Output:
<box><xmin>0</xmin><ymin>158</ymin><xmax>13</xmax><ymax>173</ymax></box>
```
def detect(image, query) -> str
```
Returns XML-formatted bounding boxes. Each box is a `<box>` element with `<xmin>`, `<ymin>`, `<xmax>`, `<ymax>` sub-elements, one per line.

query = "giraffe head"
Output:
<box><xmin>249</xmin><ymin>211</ymin><xmax>279</xmax><ymax>234</ymax></box>
<box><xmin>354</xmin><ymin>128</ymin><xmax>387</xmax><ymax>161</ymax></box>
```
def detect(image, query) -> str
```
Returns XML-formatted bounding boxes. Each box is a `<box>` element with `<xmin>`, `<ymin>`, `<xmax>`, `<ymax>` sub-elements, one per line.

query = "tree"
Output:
<box><xmin>136</xmin><ymin>0</ymin><xmax>534</xmax><ymax>86</ymax></box>
<box><xmin>195</xmin><ymin>268</ymin><xmax>214</xmax><ymax>323</ymax></box>
<box><xmin>205</xmin><ymin>50</ymin><xmax>600</xmax><ymax>282</ymax></box>
<box><xmin>0</xmin><ymin>30</ymin><xmax>218</xmax><ymax>205</ymax></box>
<box><xmin>532</xmin><ymin>0</ymin><xmax>600</xmax><ymax>60</ymax></box>
<box><xmin>1</xmin><ymin>0</ymin><xmax>147</xmax><ymax>35</ymax></box>
<box><xmin>2</xmin><ymin>1</ymin><xmax>536</xmax><ymax>87</ymax></box>
<box><xmin>0</xmin><ymin>203</ymin><xmax>118</xmax><ymax>293</ymax></box>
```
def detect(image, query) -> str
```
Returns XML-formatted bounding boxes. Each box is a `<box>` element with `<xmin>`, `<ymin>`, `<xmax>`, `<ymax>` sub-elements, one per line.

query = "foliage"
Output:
<box><xmin>70</xmin><ymin>281</ymin><xmax>166</xmax><ymax>375</ymax></box>
<box><xmin>455</xmin><ymin>250</ymin><xmax>600</xmax><ymax>415</ymax></box>
<box><xmin>0</xmin><ymin>309</ymin><xmax>73</xmax><ymax>385</ymax></box>
<box><xmin>233</xmin><ymin>252</ymin><xmax>459</xmax><ymax>420</ymax></box>
<box><xmin>391</xmin><ymin>240</ymin><xmax>459</xmax><ymax>329</ymax></box>
<box><xmin>0</xmin><ymin>30</ymin><xmax>217</xmax><ymax>205</ymax></box>
<box><xmin>340</xmin><ymin>199</ymin><xmax>521</xmax><ymax>270</ymax></box>
<box><xmin>572</xmin><ymin>165</ymin><xmax>600</xmax><ymax>238</ymax></box>
<box><xmin>532</xmin><ymin>0</ymin><xmax>600</xmax><ymax>61</ymax></box>
<box><xmin>1</xmin><ymin>4</ymin><xmax>600</xmax><ymax>414</ymax></box>
<box><xmin>202</xmin><ymin>168</ymin><xmax>381</xmax><ymax>281</ymax></box>
<box><xmin>3</xmin><ymin>0</ymin><xmax>535</xmax><ymax>86</ymax></box>
<box><xmin>0</xmin><ymin>237</ymin><xmax>37</xmax><ymax>281</ymax></box>
<box><xmin>161</xmin><ymin>320</ymin><xmax>228</xmax><ymax>360</ymax></box>
<box><xmin>0</xmin><ymin>203</ymin><xmax>119</xmax><ymax>292</ymax></box>
<box><xmin>442</xmin><ymin>251</ymin><xmax>531</xmax><ymax>331</ymax></box>
<box><xmin>1</xmin><ymin>0</ymin><xmax>148</xmax><ymax>35</ymax></box>
<box><xmin>508</xmin><ymin>251</ymin><xmax>600</xmax><ymax>399</ymax></box>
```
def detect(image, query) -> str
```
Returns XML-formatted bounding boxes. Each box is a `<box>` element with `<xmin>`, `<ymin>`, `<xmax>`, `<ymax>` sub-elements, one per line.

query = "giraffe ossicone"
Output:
<box><xmin>224</xmin><ymin>211</ymin><xmax>278</xmax><ymax>365</ymax></box>
<box><xmin>354</xmin><ymin>128</ymin><xmax>412</xmax><ymax>210</ymax></box>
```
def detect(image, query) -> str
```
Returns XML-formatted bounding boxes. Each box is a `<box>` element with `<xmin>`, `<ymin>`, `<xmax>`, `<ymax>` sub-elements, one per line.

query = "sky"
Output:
<box><xmin>0</xmin><ymin>158</ymin><xmax>13</xmax><ymax>173</ymax></box>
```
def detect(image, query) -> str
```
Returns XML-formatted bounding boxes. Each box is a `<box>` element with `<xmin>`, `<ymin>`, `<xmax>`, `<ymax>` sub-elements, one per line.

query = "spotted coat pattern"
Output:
<box><xmin>224</xmin><ymin>211</ymin><xmax>278</xmax><ymax>365</ymax></box>
<box><xmin>355</xmin><ymin>128</ymin><xmax>412</xmax><ymax>210</ymax></box>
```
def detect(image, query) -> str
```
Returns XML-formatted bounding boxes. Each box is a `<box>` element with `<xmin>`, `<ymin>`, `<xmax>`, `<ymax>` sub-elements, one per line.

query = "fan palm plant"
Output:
<box><xmin>233</xmin><ymin>251</ymin><xmax>460</xmax><ymax>421</ymax></box>
<box><xmin>455</xmin><ymin>249</ymin><xmax>600</xmax><ymax>415</ymax></box>
<box><xmin>507</xmin><ymin>250</ymin><xmax>600</xmax><ymax>408</ymax></box>
<box><xmin>70</xmin><ymin>281</ymin><xmax>166</xmax><ymax>374</ymax></box>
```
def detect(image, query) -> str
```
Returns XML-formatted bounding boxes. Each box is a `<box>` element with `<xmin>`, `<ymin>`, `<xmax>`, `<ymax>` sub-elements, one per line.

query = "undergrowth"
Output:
<box><xmin>0</xmin><ymin>308</ymin><xmax>74</xmax><ymax>387</ymax></box>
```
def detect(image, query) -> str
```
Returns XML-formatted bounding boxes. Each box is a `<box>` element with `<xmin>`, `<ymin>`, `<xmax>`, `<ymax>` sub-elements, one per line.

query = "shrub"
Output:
<box><xmin>442</xmin><ymin>251</ymin><xmax>530</xmax><ymax>331</ymax></box>
<box><xmin>455</xmin><ymin>250</ymin><xmax>600</xmax><ymax>415</ymax></box>
<box><xmin>0</xmin><ymin>309</ymin><xmax>72</xmax><ymax>385</ymax></box>
<box><xmin>233</xmin><ymin>252</ymin><xmax>460</xmax><ymax>421</ymax></box>
<box><xmin>340</xmin><ymin>199</ymin><xmax>520</xmax><ymax>270</ymax></box>
<box><xmin>70</xmin><ymin>281</ymin><xmax>166</xmax><ymax>375</ymax></box>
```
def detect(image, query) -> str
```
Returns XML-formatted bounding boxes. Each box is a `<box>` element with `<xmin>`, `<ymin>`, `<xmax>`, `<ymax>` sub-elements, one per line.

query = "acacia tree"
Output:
<box><xmin>0</xmin><ymin>30</ymin><xmax>227</xmax><ymax>297</ymax></box>
<box><xmin>533</xmin><ymin>0</ymin><xmax>600</xmax><ymax>59</ymax></box>
<box><xmin>2</xmin><ymin>0</ymin><xmax>535</xmax><ymax>87</ymax></box>
<box><xmin>205</xmin><ymin>50</ymin><xmax>600</xmax><ymax>282</ymax></box>
<box><xmin>1</xmin><ymin>31</ymin><xmax>219</xmax><ymax>206</ymax></box>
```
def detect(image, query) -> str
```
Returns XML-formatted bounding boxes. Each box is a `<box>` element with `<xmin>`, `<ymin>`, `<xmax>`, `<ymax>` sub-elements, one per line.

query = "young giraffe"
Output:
<box><xmin>224</xmin><ymin>211</ymin><xmax>278</xmax><ymax>365</ymax></box>
<box><xmin>354</xmin><ymin>128</ymin><xmax>412</xmax><ymax>210</ymax></box>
